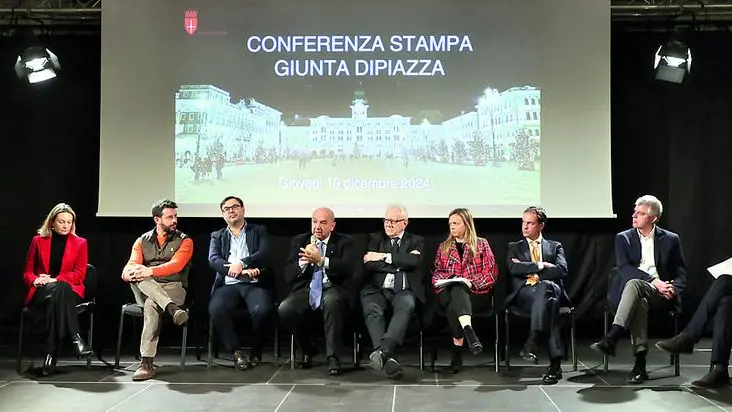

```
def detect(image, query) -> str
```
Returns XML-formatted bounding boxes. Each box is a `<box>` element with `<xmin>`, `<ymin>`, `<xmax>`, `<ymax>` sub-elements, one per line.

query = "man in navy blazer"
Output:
<box><xmin>208</xmin><ymin>196</ymin><xmax>272</xmax><ymax>370</ymax></box>
<box><xmin>591</xmin><ymin>195</ymin><xmax>687</xmax><ymax>384</ymax></box>
<box><xmin>278</xmin><ymin>207</ymin><xmax>356</xmax><ymax>376</ymax></box>
<box><xmin>507</xmin><ymin>206</ymin><xmax>568</xmax><ymax>385</ymax></box>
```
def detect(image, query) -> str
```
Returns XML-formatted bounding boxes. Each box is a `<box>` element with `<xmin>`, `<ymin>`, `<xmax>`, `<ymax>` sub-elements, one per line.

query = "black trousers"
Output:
<box><xmin>361</xmin><ymin>289</ymin><xmax>416</xmax><ymax>353</ymax></box>
<box><xmin>278</xmin><ymin>287</ymin><xmax>348</xmax><ymax>359</ymax></box>
<box><xmin>515</xmin><ymin>280</ymin><xmax>564</xmax><ymax>359</ymax></box>
<box><xmin>683</xmin><ymin>275</ymin><xmax>732</xmax><ymax>364</ymax></box>
<box><xmin>29</xmin><ymin>281</ymin><xmax>81</xmax><ymax>354</ymax></box>
<box><xmin>437</xmin><ymin>283</ymin><xmax>491</xmax><ymax>339</ymax></box>
<box><xmin>208</xmin><ymin>282</ymin><xmax>274</xmax><ymax>354</ymax></box>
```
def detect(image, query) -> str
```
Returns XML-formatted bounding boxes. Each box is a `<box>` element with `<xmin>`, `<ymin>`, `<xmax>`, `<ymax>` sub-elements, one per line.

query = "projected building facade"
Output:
<box><xmin>174</xmin><ymin>84</ymin><xmax>540</xmax><ymax>164</ymax></box>
<box><xmin>174</xmin><ymin>85</ymin><xmax>282</xmax><ymax>163</ymax></box>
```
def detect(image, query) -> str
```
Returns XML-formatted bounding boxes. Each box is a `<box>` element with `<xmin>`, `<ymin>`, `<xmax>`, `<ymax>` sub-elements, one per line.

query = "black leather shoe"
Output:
<box><xmin>656</xmin><ymin>333</ymin><xmax>694</xmax><ymax>355</ymax></box>
<box><xmin>233</xmin><ymin>350</ymin><xmax>249</xmax><ymax>370</ymax></box>
<box><xmin>298</xmin><ymin>354</ymin><xmax>313</xmax><ymax>369</ymax></box>
<box><xmin>384</xmin><ymin>357</ymin><xmax>403</xmax><ymax>380</ymax></box>
<box><xmin>41</xmin><ymin>353</ymin><xmax>57</xmax><ymax>377</ymax></box>
<box><xmin>462</xmin><ymin>326</ymin><xmax>483</xmax><ymax>355</ymax></box>
<box><xmin>327</xmin><ymin>357</ymin><xmax>341</xmax><ymax>376</ymax></box>
<box><xmin>71</xmin><ymin>333</ymin><xmax>92</xmax><ymax>359</ymax></box>
<box><xmin>449</xmin><ymin>346</ymin><xmax>463</xmax><ymax>374</ymax></box>
<box><xmin>520</xmin><ymin>343</ymin><xmax>539</xmax><ymax>364</ymax></box>
<box><xmin>542</xmin><ymin>364</ymin><xmax>562</xmax><ymax>385</ymax></box>
<box><xmin>369</xmin><ymin>349</ymin><xmax>385</xmax><ymax>371</ymax></box>
<box><xmin>692</xmin><ymin>365</ymin><xmax>730</xmax><ymax>388</ymax></box>
<box><xmin>590</xmin><ymin>337</ymin><xmax>616</xmax><ymax>357</ymax></box>
<box><xmin>627</xmin><ymin>365</ymin><xmax>649</xmax><ymax>384</ymax></box>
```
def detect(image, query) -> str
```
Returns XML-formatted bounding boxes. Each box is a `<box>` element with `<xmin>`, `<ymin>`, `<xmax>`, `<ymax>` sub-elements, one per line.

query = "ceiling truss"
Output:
<box><xmin>0</xmin><ymin>0</ymin><xmax>731</xmax><ymax>30</ymax></box>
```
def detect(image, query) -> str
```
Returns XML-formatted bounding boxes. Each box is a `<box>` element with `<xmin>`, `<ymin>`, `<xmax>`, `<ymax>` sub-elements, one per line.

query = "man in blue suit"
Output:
<box><xmin>591</xmin><ymin>195</ymin><xmax>687</xmax><ymax>384</ymax></box>
<box><xmin>208</xmin><ymin>196</ymin><xmax>272</xmax><ymax>370</ymax></box>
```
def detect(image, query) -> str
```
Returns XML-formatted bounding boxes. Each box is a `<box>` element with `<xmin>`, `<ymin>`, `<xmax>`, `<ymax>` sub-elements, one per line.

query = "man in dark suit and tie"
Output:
<box><xmin>507</xmin><ymin>206</ymin><xmax>568</xmax><ymax>384</ymax></box>
<box><xmin>278</xmin><ymin>207</ymin><xmax>356</xmax><ymax>376</ymax></box>
<box><xmin>591</xmin><ymin>195</ymin><xmax>687</xmax><ymax>384</ymax></box>
<box><xmin>208</xmin><ymin>196</ymin><xmax>272</xmax><ymax>370</ymax></box>
<box><xmin>361</xmin><ymin>205</ymin><xmax>425</xmax><ymax>379</ymax></box>
<box><xmin>657</xmin><ymin>275</ymin><xmax>732</xmax><ymax>388</ymax></box>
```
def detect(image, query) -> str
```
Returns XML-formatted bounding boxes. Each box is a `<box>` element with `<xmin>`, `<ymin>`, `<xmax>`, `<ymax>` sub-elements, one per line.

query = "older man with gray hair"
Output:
<box><xmin>591</xmin><ymin>195</ymin><xmax>687</xmax><ymax>384</ymax></box>
<box><xmin>361</xmin><ymin>205</ymin><xmax>426</xmax><ymax>379</ymax></box>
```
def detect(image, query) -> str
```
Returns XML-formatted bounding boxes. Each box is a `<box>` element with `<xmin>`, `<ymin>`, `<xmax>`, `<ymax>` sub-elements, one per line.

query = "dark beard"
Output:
<box><xmin>161</xmin><ymin>224</ymin><xmax>177</xmax><ymax>235</ymax></box>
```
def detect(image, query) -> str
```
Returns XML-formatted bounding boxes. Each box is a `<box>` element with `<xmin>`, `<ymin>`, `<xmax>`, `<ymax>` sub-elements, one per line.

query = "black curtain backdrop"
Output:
<box><xmin>1</xmin><ymin>27</ymin><xmax>731</xmax><ymax>355</ymax></box>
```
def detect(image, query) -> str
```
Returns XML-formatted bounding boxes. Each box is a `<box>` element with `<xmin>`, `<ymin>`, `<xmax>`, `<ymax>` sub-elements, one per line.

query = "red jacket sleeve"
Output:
<box><xmin>55</xmin><ymin>237</ymin><xmax>88</xmax><ymax>286</ymax></box>
<box><xmin>23</xmin><ymin>236</ymin><xmax>40</xmax><ymax>287</ymax></box>
<box><xmin>471</xmin><ymin>239</ymin><xmax>498</xmax><ymax>291</ymax></box>
<box><xmin>431</xmin><ymin>245</ymin><xmax>450</xmax><ymax>286</ymax></box>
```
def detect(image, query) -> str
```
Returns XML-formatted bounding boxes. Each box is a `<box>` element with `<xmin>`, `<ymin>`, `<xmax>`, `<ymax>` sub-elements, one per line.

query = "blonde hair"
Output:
<box><xmin>37</xmin><ymin>203</ymin><xmax>77</xmax><ymax>237</ymax></box>
<box><xmin>439</xmin><ymin>208</ymin><xmax>478</xmax><ymax>256</ymax></box>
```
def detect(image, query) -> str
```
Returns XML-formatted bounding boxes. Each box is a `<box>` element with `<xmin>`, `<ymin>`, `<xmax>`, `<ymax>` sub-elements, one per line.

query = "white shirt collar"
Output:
<box><xmin>637</xmin><ymin>226</ymin><xmax>655</xmax><ymax>240</ymax></box>
<box><xmin>318</xmin><ymin>234</ymin><xmax>331</xmax><ymax>245</ymax></box>
<box><xmin>391</xmin><ymin>231</ymin><xmax>405</xmax><ymax>240</ymax></box>
<box><xmin>526</xmin><ymin>234</ymin><xmax>544</xmax><ymax>244</ymax></box>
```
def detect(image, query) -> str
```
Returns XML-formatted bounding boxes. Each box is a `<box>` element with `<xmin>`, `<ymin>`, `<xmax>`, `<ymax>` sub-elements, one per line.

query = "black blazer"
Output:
<box><xmin>208</xmin><ymin>223</ymin><xmax>270</xmax><ymax>293</ymax></box>
<box><xmin>284</xmin><ymin>231</ymin><xmax>357</xmax><ymax>298</ymax></box>
<box><xmin>610</xmin><ymin>226</ymin><xmax>687</xmax><ymax>310</ymax></box>
<box><xmin>506</xmin><ymin>238</ymin><xmax>569</xmax><ymax>305</ymax></box>
<box><xmin>361</xmin><ymin>231</ymin><xmax>427</xmax><ymax>303</ymax></box>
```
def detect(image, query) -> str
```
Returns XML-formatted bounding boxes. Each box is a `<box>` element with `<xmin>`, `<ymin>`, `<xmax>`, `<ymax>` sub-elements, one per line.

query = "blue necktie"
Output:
<box><xmin>309</xmin><ymin>240</ymin><xmax>324</xmax><ymax>309</ymax></box>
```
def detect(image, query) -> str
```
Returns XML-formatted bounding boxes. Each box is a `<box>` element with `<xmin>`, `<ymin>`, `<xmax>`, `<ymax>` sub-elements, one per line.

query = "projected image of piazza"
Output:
<box><xmin>173</xmin><ymin>0</ymin><xmax>541</xmax><ymax>213</ymax></box>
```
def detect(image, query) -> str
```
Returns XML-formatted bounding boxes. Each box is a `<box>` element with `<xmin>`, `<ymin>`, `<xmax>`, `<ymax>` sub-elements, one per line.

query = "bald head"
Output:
<box><xmin>311</xmin><ymin>207</ymin><xmax>336</xmax><ymax>240</ymax></box>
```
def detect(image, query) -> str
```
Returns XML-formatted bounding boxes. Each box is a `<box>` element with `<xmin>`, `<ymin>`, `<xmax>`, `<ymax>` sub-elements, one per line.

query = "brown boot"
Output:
<box><xmin>165</xmin><ymin>303</ymin><xmax>189</xmax><ymax>326</ymax></box>
<box><xmin>132</xmin><ymin>357</ymin><xmax>155</xmax><ymax>381</ymax></box>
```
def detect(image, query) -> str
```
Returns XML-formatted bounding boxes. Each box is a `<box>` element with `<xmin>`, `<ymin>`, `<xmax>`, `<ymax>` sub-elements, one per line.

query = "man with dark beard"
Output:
<box><xmin>121</xmin><ymin>199</ymin><xmax>193</xmax><ymax>381</ymax></box>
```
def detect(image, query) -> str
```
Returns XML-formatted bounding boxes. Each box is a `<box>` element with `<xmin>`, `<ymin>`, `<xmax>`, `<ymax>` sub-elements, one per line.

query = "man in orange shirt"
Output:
<box><xmin>121</xmin><ymin>199</ymin><xmax>193</xmax><ymax>381</ymax></box>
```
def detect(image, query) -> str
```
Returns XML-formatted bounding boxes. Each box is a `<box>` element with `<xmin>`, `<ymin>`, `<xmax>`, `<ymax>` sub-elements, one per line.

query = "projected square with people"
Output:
<box><xmin>173</xmin><ymin>0</ymin><xmax>540</xmax><ymax>213</ymax></box>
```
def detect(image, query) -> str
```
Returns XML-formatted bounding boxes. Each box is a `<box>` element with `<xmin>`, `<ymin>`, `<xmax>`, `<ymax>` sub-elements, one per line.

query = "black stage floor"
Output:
<box><xmin>2</xmin><ymin>339</ymin><xmax>732</xmax><ymax>412</ymax></box>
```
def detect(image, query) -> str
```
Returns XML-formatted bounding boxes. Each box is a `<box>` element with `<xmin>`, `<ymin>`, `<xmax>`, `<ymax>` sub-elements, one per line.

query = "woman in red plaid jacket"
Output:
<box><xmin>431</xmin><ymin>208</ymin><xmax>498</xmax><ymax>373</ymax></box>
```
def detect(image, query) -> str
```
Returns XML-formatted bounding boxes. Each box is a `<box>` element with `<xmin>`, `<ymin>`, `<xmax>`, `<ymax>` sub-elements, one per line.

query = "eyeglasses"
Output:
<box><xmin>383</xmin><ymin>218</ymin><xmax>406</xmax><ymax>225</ymax></box>
<box><xmin>222</xmin><ymin>204</ymin><xmax>242</xmax><ymax>213</ymax></box>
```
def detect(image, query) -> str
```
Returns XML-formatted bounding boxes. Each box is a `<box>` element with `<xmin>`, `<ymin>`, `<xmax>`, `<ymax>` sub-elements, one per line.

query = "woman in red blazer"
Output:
<box><xmin>431</xmin><ymin>208</ymin><xmax>498</xmax><ymax>373</ymax></box>
<box><xmin>23</xmin><ymin>203</ymin><xmax>92</xmax><ymax>376</ymax></box>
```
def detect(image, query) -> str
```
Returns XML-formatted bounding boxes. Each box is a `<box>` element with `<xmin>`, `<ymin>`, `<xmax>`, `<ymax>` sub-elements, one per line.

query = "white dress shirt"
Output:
<box><xmin>383</xmin><ymin>231</ymin><xmax>405</xmax><ymax>289</ymax></box>
<box><xmin>637</xmin><ymin>227</ymin><xmax>658</xmax><ymax>279</ymax></box>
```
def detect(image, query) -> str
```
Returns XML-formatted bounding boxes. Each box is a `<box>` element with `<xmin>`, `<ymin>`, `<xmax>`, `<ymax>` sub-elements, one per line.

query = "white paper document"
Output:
<box><xmin>707</xmin><ymin>257</ymin><xmax>732</xmax><ymax>279</ymax></box>
<box><xmin>434</xmin><ymin>278</ymin><xmax>471</xmax><ymax>288</ymax></box>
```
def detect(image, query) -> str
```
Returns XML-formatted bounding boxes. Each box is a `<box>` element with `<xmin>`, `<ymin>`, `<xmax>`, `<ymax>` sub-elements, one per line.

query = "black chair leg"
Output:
<box><xmin>352</xmin><ymin>332</ymin><xmax>360</xmax><ymax>369</ymax></box>
<box><xmin>504</xmin><ymin>310</ymin><xmax>511</xmax><ymax>369</ymax></box>
<box><xmin>115</xmin><ymin>308</ymin><xmax>125</xmax><ymax>369</ymax></box>
<box><xmin>207</xmin><ymin>321</ymin><xmax>214</xmax><ymax>368</ymax></box>
<box><xmin>419</xmin><ymin>330</ymin><xmax>424</xmax><ymax>371</ymax></box>
<box><xmin>494</xmin><ymin>312</ymin><xmax>499</xmax><ymax>373</ymax></box>
<box><xmin>274</xmin><ymin>322</ymin><xmax>280</xmax><ymax>367</ymax></box>
<box><xmin>290</xmin><ymin>334</ymin><xmax>295</xmax><ymax>370</ymax></box>
<box><xmin>673</xmin><ymin>316</ymin><xmax>680</xmax><ymax>376</ymax></box>
<box><xmin>571</xmin><ymin>311</ymin><xmax>577</xmax><ymax>372</ymax></box>
<box><xmin>603</xmin><ymin>310</ymin><xmax>609</xmax><ymax>373</ymax></box>
<box><xmin>181</xmin><ymin>321</ymin><xmax>189</xmax><ymax>368</ymax></box>
<box><xmin>87</xmin><ymin>311</ymin><xmax>94</xmax><ymax>368</ymax></box>
<box><xmin>16</xmin><ymin>313</ymin><xmax>25</xmax><ymax>373</ymax></box>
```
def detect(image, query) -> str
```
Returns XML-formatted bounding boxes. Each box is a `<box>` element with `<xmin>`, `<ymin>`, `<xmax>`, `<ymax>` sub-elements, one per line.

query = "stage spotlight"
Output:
<box><xmin>654</xmin><ymin>36</ymin><xmax>691</xmax><ymax>84</ymax></box>
<box><xmin>14</xmin><ymin>46</ymin><xmax>61</xmax><ymax>84</ymax></box>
